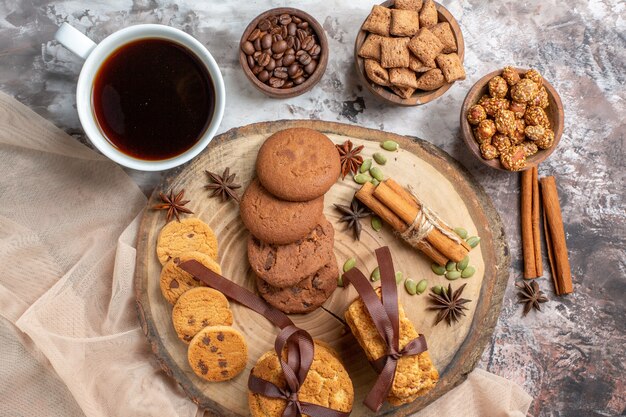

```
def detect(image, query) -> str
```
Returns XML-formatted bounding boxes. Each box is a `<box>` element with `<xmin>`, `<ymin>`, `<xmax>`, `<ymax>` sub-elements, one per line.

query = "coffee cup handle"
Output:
<box><xmin>54</xmin><ymin>23</ymin><xmax>97</xmax><ymax>60</ymax></box>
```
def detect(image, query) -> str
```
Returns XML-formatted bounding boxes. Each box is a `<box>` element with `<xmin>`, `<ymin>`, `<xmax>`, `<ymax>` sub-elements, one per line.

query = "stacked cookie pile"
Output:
<box><xmin>157</xmin><ymin>218</ymin><xmax>248</xmax><ymax>382</ymax></box>
<box><xmin>240</xmin><ymin>128</ymin><xmax>341</xmax><ymax>314</ymax></box>
<box><xmin>358</xmin><ymin>0</ymin><xmax>465</xmax><ymax>99</ymax></box>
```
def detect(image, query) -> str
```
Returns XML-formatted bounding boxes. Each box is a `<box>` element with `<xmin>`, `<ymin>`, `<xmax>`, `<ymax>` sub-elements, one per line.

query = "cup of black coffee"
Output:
<box><xmin>55</xmin><ymin>23</ymin><xmax>225</xmax><ymax>171</ymax></box>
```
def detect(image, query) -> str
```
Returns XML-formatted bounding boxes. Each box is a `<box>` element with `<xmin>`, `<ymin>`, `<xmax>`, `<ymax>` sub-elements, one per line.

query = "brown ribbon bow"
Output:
<box><xmin>179</xmin><ymin>260</ymin><xmax>350</xmax><ymax>417</ymax></box>
<box><xmin>342</xmin><ymin>246</ymin><xmax>428</xmax><ymax>412</ymax></box>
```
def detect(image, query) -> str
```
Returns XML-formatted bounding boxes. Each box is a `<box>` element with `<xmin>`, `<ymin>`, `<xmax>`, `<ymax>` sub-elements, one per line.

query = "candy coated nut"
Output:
<box><xmin>467</xmin><ymin>104</ymin><xmax>487</xmax><ymax>125</ymax></box>
<box><xmin>509</xmin><ymin>101</ymin><xmax>527</xmax><ymax>119</ymax></box>
<box><xmin>510</xmin><ymin>79</ymin><xmax>539</xmax><ymax>103</ymax></box>
<box><xmin>525</xmin><ymin>106</ymin><xmax>550</xmax><ymax>128</ymax></box>
<box><xmin>474</xmin><ymin>119</ymin><xmax>496</xmax><ymax>143</ymax></box>
<box><xmin>480</xmin><ymin>142</ymin><xmax>499</xmax><ymax>160</ymax></box>
<box><xmin>524</xmin><ymin>68</ymin><xmax>543</xmax><ymax>85</ymax></box>
<box><xmin>495</xmin><ymin>109</ymin><xmax>517</xmax><ymax>136</ymax></box>
<box><xmin>491</xmin><ymin>133</ymin><xmax>512</xmax><ymax>154</ymax></box>
<box><xmin>531</xmin><ymin>86</ymin><xmax>549</xmax><ymax>109</ymax></box>
<box><xmin>500</xmin><ymin>145</ymin><xmax>527</xmax><ymax>171</ymax></box>
<box><xmin>536</xmin><ymin>129</ymin><xmax>555</xmax><ymax>149</ymax></box>
<box><xmin>488</xmin><ymin>76</ymin><xmax>508</xmax><ymax>98</ymax></box>
<box><xmin>525</xmin><ymin>125</ymin><xmax>546</xmax><ymax>142</ymax></box>
<box><xmin>502</xmin><ymin>66</ymin><xmax>520</xmax><ymax>86</ymax></box>
<box><xmin>482</xmin><ymin>97</ymin><xmax>510</xmax><ymax>117</ymax></box>
<box><xmin>522</xmin><ymin>141</ymin><xmax>539</xmax><ymax>156</ymax></box>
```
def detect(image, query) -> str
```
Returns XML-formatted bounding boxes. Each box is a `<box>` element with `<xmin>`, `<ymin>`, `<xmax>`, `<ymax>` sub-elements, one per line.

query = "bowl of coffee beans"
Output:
<box><xmin>239</xmin><ymin>8</ymin><xmax>328</xmax><ymax>98</ymax></box>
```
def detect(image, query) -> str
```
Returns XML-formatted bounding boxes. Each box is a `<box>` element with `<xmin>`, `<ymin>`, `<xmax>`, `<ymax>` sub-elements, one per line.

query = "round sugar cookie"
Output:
<box><xmin>160</xmin><ymin>251</ymin><xmax>222</xmax><ymax>305</ymax></box>
<box><xmin>256</xmin><ymin>128</ymin><xmax>340</xmax><ymax>202</ymax></box>
<box><xmin>188</xmin><ymin>326</ymin><xmax>248</xmax><ymax>382</ymax></box>
<box><xmin>156</xmin><ymin>217</ymin><xmax>218</xmax><ymax>265</ymax></box>
<box><xmin>247</xmin><ymin>217</ymin><xmax>335</xmax><ymax>288</ymax></box>
<box><xmin>172</xmin><ymin>287</ymin><xmax>233</xmax><ymax>343</ymax></box>
<box><xmin>248</xmin><ymin>341</ymin><xmax>354</xmax><ymax>417</ymax></box>
<box><xmin>239</xmin><ymin>179</ymin><xmax>324</xmax><ymax>245</ymax></box>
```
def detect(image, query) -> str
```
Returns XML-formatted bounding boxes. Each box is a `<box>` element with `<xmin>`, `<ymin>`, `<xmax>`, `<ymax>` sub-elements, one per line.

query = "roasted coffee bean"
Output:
<box><xmin>297</xmin><ymin>21</ymin><xmax>309</xmax><ymax>29</ymax></box>
<box><xmin>252</xmin><ymin>65</ymin><xmax>263</xmax><ymax>75</ymax></box>
<box><xmin>286</xmin><ymin>36</ymin><xmax>295</xmax><ymax>49</ymax></box>
<box><xmin>309</xmin><ymin>44</ymin><xmax>321</xmax><ymax>57</ymax></box>
<box><xmin>287</xmin><ymin>63</ymin><xmax>300</xmax><ymax>77</ymax></box>
<box><xmin>269</xmin><ymin>77</ymin><xmax>284</xmax><ymax>88</ymax></box>
<box><xmin>292</xmin><ymin>16</ymin><xmax>302</xmax><ymax>24</ymax></box>
<box><xmin>283</xmin><ymin>80</ymin><xmax>294</xmax><ymax>89</ymax></box>
<box><xmin>253</xmin><ymin>51</ymin><xmax>261</xmax><ymax>59</ymax></box>
<box><xmin>282</xmin><ymin>54</ymin><xmax>296</xmax><ymax>66</ymax></box>
<box><xmin>297</xmin><ymin>29</ymin><xmax>307</xmax><ymax>42</ymax></box>
<box><xmin>285</xmin><ymin>47</ymin><xmax>295</xmax><ymax>56</ymax></box>
<box><xmin>247</xmin><ymin>55</ymin><xmax>255</xmax><ymax>69</ymax></box>
<box><xmin>304</xmin><ymin>60</ymin><xmax>317</xmax><ymax>74</ymax></box>
<box><xmin>272</xmin><ymin>39</ymin><xmax>288</xmax><ymax>54</ymax></box>
<box><xmin>301</xmin><ymin>36</ymin><xmax>315</xmax><ymax>51</ymax></box>
<box><xmin>298</xmin><ymin>53</ymin><xmax>311</xmax><ymax>66</ymax></box>
<box><xmin>275</xmin><ymin>58</ymin><xmax>284</xmax><ymax>67</ymax></box>
<box><xmin>272</xmin><ymin>52</ymin><xmax>284</xmax><ymax>60</ymax></box>
<box><xmin>253</xmin><ymin>37</ymin><xmax>262</xmax><ymax>51</ymax></box>
<box><xmin>272</xmin><ymin>34</ymin><xmax>283</xmax><ymax>43</ymax></box>
<box><xmin>258</xmin><ymin>70</ymin><xmax>270</xmax><ymax>82</ymax></box>
<box><xmin>248</xmin><ymin>28</ymin><xmax>261</xmax><ymax>41</ymax></box>
<box><xmin>279</xmin><ymin>14</ymin><xmax>292</xmax><ymax>25</ymax></box>
<box><xmin>293</xmin><ymin>37</ymin><xmax>301</xmax><ymax>51</ymax></box>
<box><xmin>269</xmin><ymin>15</ymin><xmax>279</xmax><ymax>26</ymax></box>
<box><xmin>241</xmin><ymin>41</ymin><xmax>255</xmax><ymax>55</ymax></box>
<box><xmin>258</xmin><ymin>19</ymin><xmax>271</xmax><ymax>31</ymax></box>
<box><xmin>288</xmin><ymin>22</ymin><xmax>297</xmax><ymax>36</ymax></box>
<box><xmin>293</xmin><ymin>76</ymin><xmax>306</xmax><ymax>85</ymax></box>
<box><xmin>281</xmin><ymin>25</ymin><xmax>288</xmax><ymax>39</ymax></box>
<box><xmin>261</xmin><ymin>34</ymin><xmax>272</xmax><ymax>50</ymax></box>
<box><xmin>274</xmin><ymin>67</ymin><xmax>289</xmax><ymax>79</ymax></box>
<box><xmin>256</xmin><ymin>52</ymin><xmax>271</xmax><ymax>67</ymax></box>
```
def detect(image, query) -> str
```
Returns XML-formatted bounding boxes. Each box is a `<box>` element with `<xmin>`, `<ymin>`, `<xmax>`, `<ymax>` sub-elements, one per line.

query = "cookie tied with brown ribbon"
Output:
<box><xmin>342</xmin><ymin>246</ymin><xmax>439</xmax><ymax>411</ymax></box>
<box><xmin>179</xmin><ymin>260</ymin><xmax>353</xmax><ymax>417</ymax></box>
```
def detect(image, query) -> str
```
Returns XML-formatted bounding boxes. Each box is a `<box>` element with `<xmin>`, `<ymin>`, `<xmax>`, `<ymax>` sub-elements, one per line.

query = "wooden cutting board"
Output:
<box><xmin>135</xmin><ymin>120</ymin><xmax>509</xmax><ymax>416</ymax></box>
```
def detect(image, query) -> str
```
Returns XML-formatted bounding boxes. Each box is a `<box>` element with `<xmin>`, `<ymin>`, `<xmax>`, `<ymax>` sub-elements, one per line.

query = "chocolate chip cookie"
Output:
<box><xmin>256</xmin><ymin>128</ymin><xmax>340</xmax><ymax>202</ymax></box>
<box><xmin>160</xmin><ymin>251</ymin><xmax>222</xmax><ymax>305</ymax></box>
<box><xmin>248</xmin><ymin>341</ymin><xmax>354</xmax><ymax>417</ymax></box>
<box><xmin>240</xmin><ymin>179</ymin><xmax>324</xmax><ymax>245</ymax></box>
<box><xmin>172</xmin><ymin>287</ymin><xmax>233</xmax><ymax>343</ymax></box>
<box><xmin>248</xmin><ymin>217</ymin><xmax>335</xmax><ymax>288</ymax></box>
<box><xmin>156</xmin><ymin>217</ymin><xmax>218</xmax><ymax>265</ymax></box>
<box><xmin>256</xmin><ymin>261</ymin><xmax>338</xmax><ymax>314</ymax></box>
<box><xmin>188</xmin><ymin>326</ymin><xmax>248</xmax><ymax>382</ymax></box>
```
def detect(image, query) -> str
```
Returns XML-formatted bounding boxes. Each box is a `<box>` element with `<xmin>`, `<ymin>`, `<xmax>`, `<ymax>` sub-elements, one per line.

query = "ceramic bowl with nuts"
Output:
<box><xmin>239</xmin><ymin>8</ymin><xmax>328</xmax><ymax>98</ymax></box>
<box><xmin>460</xmin><ymin>67</ymin><xmax>564</xmax><ymax>171</ymax></box>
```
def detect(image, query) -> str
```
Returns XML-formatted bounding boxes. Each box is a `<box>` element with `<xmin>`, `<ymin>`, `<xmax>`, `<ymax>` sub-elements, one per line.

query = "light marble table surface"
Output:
<box><xmin>0</xmin><ymin>1</ymin><xmax>624</xmax><ymax>416</ymax></box>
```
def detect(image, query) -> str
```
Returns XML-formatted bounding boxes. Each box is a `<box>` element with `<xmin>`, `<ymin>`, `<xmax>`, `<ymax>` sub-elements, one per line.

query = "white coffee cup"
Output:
<box><xmin>55</xmin><ymin>23</ymin><xmax>225</xmax><ymax>171</ymax></box>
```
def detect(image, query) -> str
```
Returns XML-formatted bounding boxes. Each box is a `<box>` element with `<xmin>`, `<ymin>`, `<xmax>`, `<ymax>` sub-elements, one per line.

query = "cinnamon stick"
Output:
<box><xmin>385</xmin><ymin>179</ymin><xmax>471</xmax><ymax>252</ymax></box>
<box><xmin>540</xmin><ymin>176</ymin><xmax>573</xmax><ymax>295</ymax></box>
<box><xmin>373</xmin><ymin>181</ymin><xmax>469</xmax><ymax>263</ymax></box>
<box><xmin>355</xmin><ymin>183</ymin><xmax>449</xmax><ymax>266</ymax></box>
<box><xmin>521</xmin><ymin>169</ymin><xmax>537</xmax><ymax>278</ymax></box>
<box><xmin>531</xmin><ymin>167</ymin><xmax>542</xmax><ymax>275</ymax></box>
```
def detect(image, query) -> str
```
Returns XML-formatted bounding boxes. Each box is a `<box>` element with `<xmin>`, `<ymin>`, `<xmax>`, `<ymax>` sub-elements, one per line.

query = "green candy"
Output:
<box><xmin>371</xmin><ymin>216</ymin><xmax>383</xmax><ymax>232</ymax></box>
<box><xmin>446</xmin><ymin>270</ymin><xmax>461</xmax><ymax>280</ymax></box>
<box><xmin>446</xmin><ymin>261</ymin><xmax>457</xmax><ymax>271</ymax></box>
<box><xmin>457</xmin><ymin>256</ymin><xmax>470</xmax><ymax>271</ymax></box>
<box><xmin>370</xmin><ymin>266</ymin><xmax>381</xmax><ymax>282</ymax></box>
<box><xmin>381</xmin><ymin>140</ymin><xmax>399</xmax><ymax>151</ymax></box>
<box><xmin>461</xmin><ymin>266</ymin><xmax>476</xmax><ymax>278</ymax></box>
<box><xmin>416</xmin><ymin>279</ymin><xmax>428</xmax><ymax>294</ymax></box>
<box><xmin>354</xmin><ymin>173</ymin><xmax>372</xmax><ymax>184</ymax></box>
<box><xmin>431</xmin><ymin>263</ymin><xmax>446</xmax><ymax>275</ymax></box>
<box><xmin>370</xmin><ymin>166</ymin><xmax>384</xmax><ymax>181</ymax></box>
<box><xmin>395</xmin><ymin>271</ymin><xmax>404</xmax><ymax>284</ymax></box>
<box><xmin>372</xmin><ymin>152</ymin><xmax>387</xmax><ymax>165</ymax></box>
<box><xmin>454</xmin><ymin>227</ymin><xmax>468</xmax><ymax>239</ymax></box>
<box><xmin>404</xmin><ymin>279</ymin><xmax>417</xmax><ymax>295</ymax></box>
<box><xmin>360</xmin><ymin>159</ymin><xmax>372</xmax><ymax>173</ymax></box>
<box><xmin>466</xmin><ymin>236</ymin><xmax>481</xmax><ymax>248</ymax></box>
<box><xmin>343</xmin><ymin>257</ymin><xmax>356</xmax><ymax>272</ymax></box>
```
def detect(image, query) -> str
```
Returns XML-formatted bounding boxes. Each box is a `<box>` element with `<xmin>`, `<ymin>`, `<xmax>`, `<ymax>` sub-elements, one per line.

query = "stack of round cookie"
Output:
<box><xmin>240</xmin><ymin>128</ymin><xmax>341</xmax><ymax>314</ymax></box>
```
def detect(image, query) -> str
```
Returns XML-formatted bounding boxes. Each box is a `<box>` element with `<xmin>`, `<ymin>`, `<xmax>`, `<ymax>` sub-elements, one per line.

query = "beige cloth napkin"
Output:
<box><xmin>0</xmin><ymin>92</ymin><xmax>532</xmax><ymax>417</ymax></box>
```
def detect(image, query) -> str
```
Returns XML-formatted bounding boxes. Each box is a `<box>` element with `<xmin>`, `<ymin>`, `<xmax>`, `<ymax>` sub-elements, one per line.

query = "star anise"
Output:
<box><xmin>334</xmin><ymin>198</ymin><xmax>370</xmax><ymax>240</ymax></box>
<box><xmin>205</xmin><ymin>167</ymin><xmax>241</xmax><ymax>202</ymax></box>
<box><xmin>153</xmin><ymin>189</ymin><xmax>193</xmax><ymax>222</ymax></box>
<box><xmin>429</xmin><ymin>284</ymin><xmax>471</xmax><ymax>326</ymax></box>
<box><xmin>516</xmin><ymin>280</ymin><xmax>548</xmax><ymax>317</ymax></box>
<box><xmin>336</xmin><ymin>140</ymin><xmax>364</xmax><ymax>179</ymax></box>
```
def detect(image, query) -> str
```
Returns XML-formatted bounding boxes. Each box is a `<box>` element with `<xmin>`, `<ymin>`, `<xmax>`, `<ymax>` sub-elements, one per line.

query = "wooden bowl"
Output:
<box><xmin>354</xmin><ymin>0</ymin><xmax>465</xmax><ymax>106</ymax></box>
<box><xmin>460</xmin><ymin>68</ymin><xmax>564</xmax><ymax>171</ymax></box>
<box><xmin>239</xmin><ymin>8</ymin><xmax>329</xmax><ymax>99</ymax></box>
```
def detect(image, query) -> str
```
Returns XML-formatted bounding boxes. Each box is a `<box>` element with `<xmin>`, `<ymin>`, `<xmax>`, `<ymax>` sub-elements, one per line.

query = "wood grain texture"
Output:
<box><xmin>134</xmin><ymin>120</ymin><xmax>509</xmax><ymax>416</ymax></box>
<box><xmin>354</xmin><ymin>0</ymin><xmax>465</xmax><ymax>106</ymax></box>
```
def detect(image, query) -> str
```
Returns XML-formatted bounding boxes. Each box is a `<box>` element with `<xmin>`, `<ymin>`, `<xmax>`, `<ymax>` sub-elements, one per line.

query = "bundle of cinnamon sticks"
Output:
<box><xmin>355</xmin><ymin>178</ymin><xmax>470</xmax><ymax>266</ymax></box>
<box><xmin>521</xmin><ymin>168</ymin><xmax>573</xmax><ymax>295</ymax></box>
